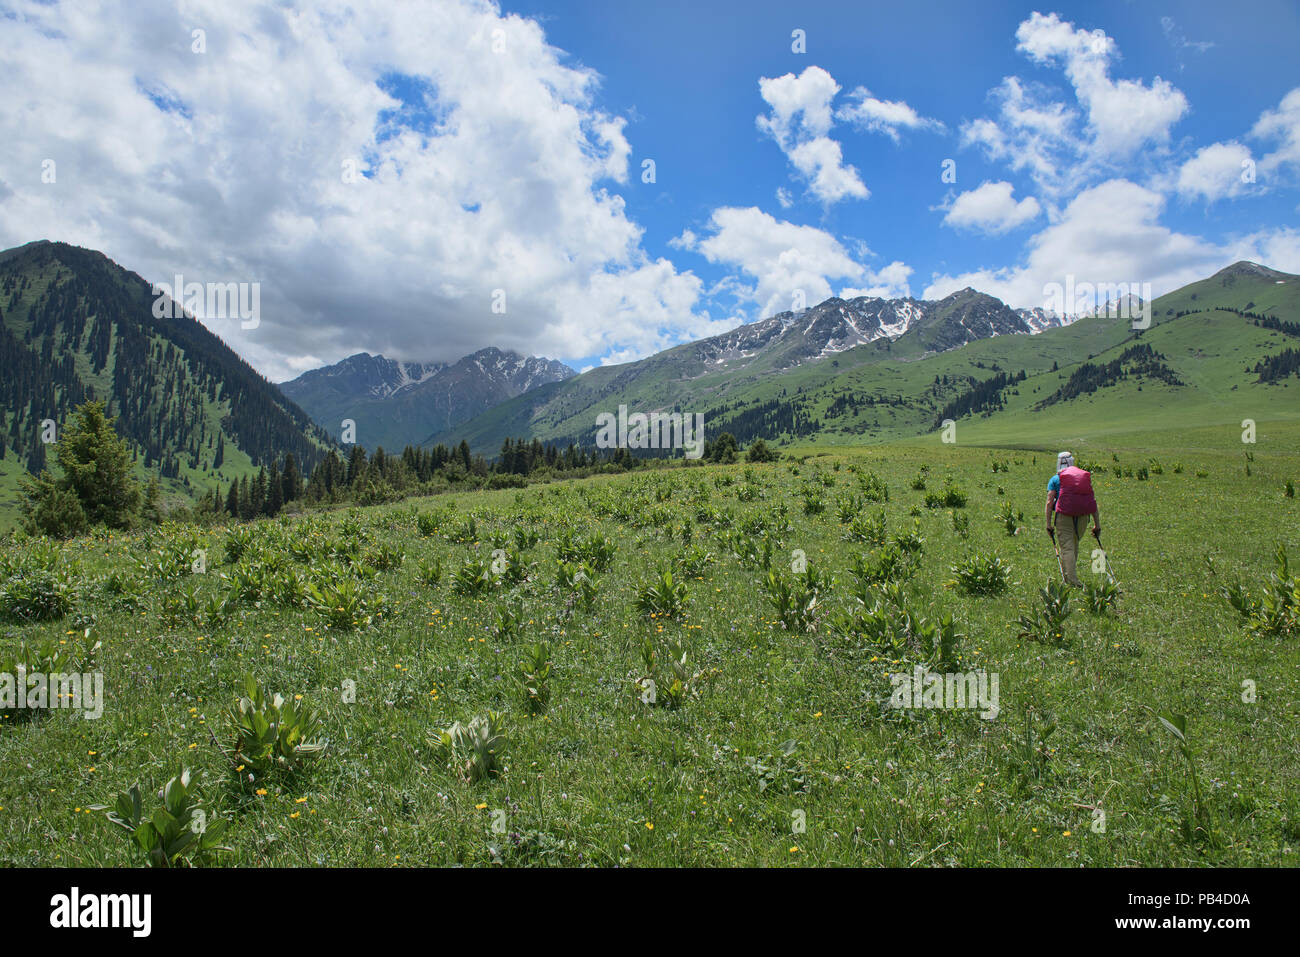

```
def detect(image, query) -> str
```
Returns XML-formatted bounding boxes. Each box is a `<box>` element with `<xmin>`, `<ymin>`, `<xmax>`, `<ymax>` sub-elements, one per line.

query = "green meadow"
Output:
<box><xmin>1</xmin><ymin>421</ymin><xmax>1297</xmax><ymax>867</ymax></box>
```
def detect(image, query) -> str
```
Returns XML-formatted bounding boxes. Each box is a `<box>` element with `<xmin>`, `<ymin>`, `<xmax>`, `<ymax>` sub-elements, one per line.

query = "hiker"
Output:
<box><xmin>1045</xmin><ymin>451</ymin><xmax>1101</xmax><ymax>587</ymax></box>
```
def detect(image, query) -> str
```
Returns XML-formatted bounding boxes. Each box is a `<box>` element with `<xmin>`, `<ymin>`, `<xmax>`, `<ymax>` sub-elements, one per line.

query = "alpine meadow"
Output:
<box><xmin>2</xmin><ymin>0</ymin><xmax>1299</xmax><ymax>909</ymax></box>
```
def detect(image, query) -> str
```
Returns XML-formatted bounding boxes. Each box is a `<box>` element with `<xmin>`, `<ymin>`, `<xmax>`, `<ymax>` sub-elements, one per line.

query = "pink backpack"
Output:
<box><xmin>1056</xmin><ymin>466</ymin><xmax>1097</xmax><ymax>516</ymax></box>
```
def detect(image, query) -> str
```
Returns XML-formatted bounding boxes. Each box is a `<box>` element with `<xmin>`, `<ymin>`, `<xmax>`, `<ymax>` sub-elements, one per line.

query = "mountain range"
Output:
<box><xmin>2</xmin><ymin>238</ymin><xmax>1297</xmax><ymax>527</ymax></box>
<box><xmin>419</xmin><ymin>261</ymin><xmax>1298</xmax><ymax>455</ymax></box>
<box><xmin>402</xmin><ymin>286</ymin><xmax>1069</xmax><ymax>452</ymax></box>
<box><xmin>280</xmin><ymin>348</ymin><xmax>574</xmax><ymax>452</ymax></box>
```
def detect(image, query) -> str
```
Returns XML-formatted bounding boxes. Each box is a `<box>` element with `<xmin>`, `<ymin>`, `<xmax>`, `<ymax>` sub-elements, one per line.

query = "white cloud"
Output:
<box><xmin>756</xmin><ymin>66</ymin><xmax>868</xmax><ymax>205</ymax></box>
<box><xmin>757</xmin><ymin>66</ymin><xmax>838</xmax><ymax>139</ymax></box>
<box><xmin>1253</xmin><ymin>87</ymin><xmax>1300</xmax><ymax>180</ymax></box>
<box><xmin>1015</xmin><ymin>12</ymin><xmax>1188</xmax><ymax>158</ymax></box>
<box><xmin>923</xmin><ymin>179</ymin><xmax>1233</xmax><ymax>310</ymax></box>
<box><xmin>1163</xmin><ymin>88</ymin><xmax>1300</xmax><ymax>202</ymax></box>
<box><xmin>964</xmin><ymin>14</ymin><xmax>1189</xmax><ymax>197</ymax></box>
<box><xmin>0</xmin><ymin>0</ymin><xmax>710</xmax><ymax>379</ymax></box>
<box><xmin>943</xmin><ymin>181</ymin><xmax>1041</xmax><ymax>234</ymax></box>
<box><xmin>839</xmin><ymin>261</ymin><xmax>914</xmax><ymax>300</ymax></box>
<box><xmin>836</xmin><ymin>87</ymin><xmax>944</xmax><ymax>141</ymax></box>
<box><xmin>786</xmin><ymin>137</ymin><xmax>870</xmax><ymax>205</ymax></box>
<box><xmin>1228</xmin><ymin>227</ymin><xmax>1300</xmax><ymax>274</ymax></box>
<box><xmin>1174</xmin><ymin>142</ymin><xmax>1254</xmax><ymax>201</ymax></box>
<box><xmin>678</xmin><ymin>206</ymin><xmax>881</xmax><ymax>317</ymax></box>
<box><xmin>960</xmin><ymin>78</ymin><xmax>1079</xmax><ymax>193</ymax></box>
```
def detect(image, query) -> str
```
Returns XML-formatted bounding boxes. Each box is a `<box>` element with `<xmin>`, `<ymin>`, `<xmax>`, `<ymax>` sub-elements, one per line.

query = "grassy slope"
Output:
<box><xmin>437</xmin><ymin>267</ymin><xmax>1300</xmax><ymax>456</ymax></box>
<box><xmin>0</xmin><ymin>253</ymin><xmax>305</xmax><ymax>531</ymax></box>
<box><xmin>1</xmin><ymin>422</ymin><xmax>1296</xmax><ymax>867</ymax></box>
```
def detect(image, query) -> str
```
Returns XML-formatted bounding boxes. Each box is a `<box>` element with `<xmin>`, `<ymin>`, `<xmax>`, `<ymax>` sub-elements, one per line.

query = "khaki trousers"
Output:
<box><xmin>1054</xmin><ymin>512</ymin><xmax>1091</xmax><ymax>587</ymax></box>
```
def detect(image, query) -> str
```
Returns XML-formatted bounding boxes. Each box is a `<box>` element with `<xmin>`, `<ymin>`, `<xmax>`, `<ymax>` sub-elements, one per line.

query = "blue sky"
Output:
<box><xmin>2</xmin><ymin>0</ymin><xmax>1297</xmax><ymax>379</ymax></box>
<box><xmin>503</xmin><ymin>0</ymin><xmax>1299</xmax><ymax>330</ymax></box>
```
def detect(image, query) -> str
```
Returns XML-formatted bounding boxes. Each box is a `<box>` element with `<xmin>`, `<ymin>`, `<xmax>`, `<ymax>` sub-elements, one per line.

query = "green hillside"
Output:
<box><xmin>0</xmin><ymin>241</ymin><xmax>335</xmax><ymax>528</ymax></box>
<box><xmin>433</xmin><ymin>262</ymin><xmax>1300</xmax><ymax>457</ymax></box>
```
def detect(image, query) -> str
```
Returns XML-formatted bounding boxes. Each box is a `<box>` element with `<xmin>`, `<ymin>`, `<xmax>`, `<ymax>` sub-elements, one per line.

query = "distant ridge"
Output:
<box><xmin>280</xmin><ymin>346</ymin><xmax>575</xmax><ymax>451</ymax></box>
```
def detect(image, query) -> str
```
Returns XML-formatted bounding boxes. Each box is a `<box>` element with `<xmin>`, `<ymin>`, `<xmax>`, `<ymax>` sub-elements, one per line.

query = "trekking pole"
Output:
<box><xmin>1093</xmin><ymin>527</ymin><xmax>1119</xmax><ymax>587</ymax></box>
<box><xmin>1048</xmin><ymin>526</ymin><xmax>1066</xmax><ymax>582</ymax></box>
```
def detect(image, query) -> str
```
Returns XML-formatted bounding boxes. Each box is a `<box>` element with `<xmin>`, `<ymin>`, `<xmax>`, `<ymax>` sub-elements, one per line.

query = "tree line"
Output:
<box><xmin>20</xmin><ymin>400</ymin><xmax>789</xmax><ymax>538</ymax></box>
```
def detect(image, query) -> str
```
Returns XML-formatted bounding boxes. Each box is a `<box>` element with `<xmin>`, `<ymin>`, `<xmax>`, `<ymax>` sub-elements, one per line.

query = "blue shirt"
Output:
<box><xmin>1047</xmin><ymin>474</ymin><xmax>1060</xmax><ymax>494</ymax></box>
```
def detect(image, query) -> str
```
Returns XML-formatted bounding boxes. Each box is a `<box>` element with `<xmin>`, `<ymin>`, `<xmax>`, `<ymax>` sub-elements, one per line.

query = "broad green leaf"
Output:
<box><xmin>1158</xmin><ymin>711</ymin><xmax>1187</xmax><ymax>741</ymax></box>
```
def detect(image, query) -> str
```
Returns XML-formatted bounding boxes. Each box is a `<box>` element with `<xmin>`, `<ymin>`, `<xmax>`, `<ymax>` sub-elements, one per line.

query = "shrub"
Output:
<box><xmin>858</xmin><ymin>471</ymin><xmax>889</xmax><ymax>502</ymax></box>
<box><xmin>493</xmin><ymin>601</ymin><xmax>524</xmax><ymax>640</ymax></box>
<box><xmin>833</xmin><ymin>586</ymin><xmax>962</xmax><ymax>668</ymax></box>
<box><xmin>746</xmin><ymin>439</ymin><xmax>779</xmax><ymax>463</ymax></box>
<box><xmin>998</xmin><ymin>501</ymin><xmax>1024</xmax><ymax>536</ymax></box>
<box><xmin>635</xmin><ymin>568</ymin><xmax>688</xmax><ymax>618</ymax></box>
<box><xmin>0</xmin><ymin>637</ymin><xmax>82</xmax><ymax>721</ymax></box>
<box><xmin>447</xmin><ymin>516</ymin><xmax>479</xmax><ymax>545</ymax></box>
<box><xmin>637</xmin><ymin>636</ymin><xmax>691</xmax><ymax>709</ymax></box>
<box><xmin>844</xmin><ymin>509</ymin><xmax>887</xmax><ymax>545</ymax></box>
<box><xmin>555</xmin><ymin>561</ymin><xmax>597</xmax><ymax>612</ymax></box>
<box><xmin>1014</xmin><ymin>580</ymin><xmax>1072</xmax><ymax>643</ymax></box>
<box><xmin>1220</xmin><ymin>544</ymin><xmax>1298</xmax><ymax>639</ymax></box>
<box><xmin>848</xmin><ymin>542</ymin><xmax>917</xmax><ymax>588</ymax></box>
<box><xmin>925</xmin><ymin>479</ymin><xmax>967</xmax><ymax>509</ymax></box>
<box><xmin>579</xmin><ymin>534</ymin><xmax>617</xmax><ymax>571</ymax></box>
<box><xmin>224</xmin><ymin>676</ymin><xmax>327</xmax><ymax>779</ymax></box>
<box><xmin>90</xmin><ymin>769</ymin><xmax>229</xmax><ymax>868</ymax></box>
<box><xmin>518</xmin><ymin>642</ymin><xmax>553</xmax><ymax>715</ymax></box>
<box><xmin>432</xmin><ymin>712</ymin><xmax>507</xmax><ymax>782</ymax></box>
<box><xmin>367</xmin><ymin>541</ymin><xmax>404</xmax><ymax>571</ymax></box>
<box><xmin>893</xmin><ymin>523</ymin><xmax>925</xmax><ymax>557</ymax></box>
<box><xmin>950</xmin><ymin>553</ymin><xmax>1011</xmax><ymax>596</ymax></box>
<box><xmin>835</xmin><ymin>493</ymin><xmax>865</xmax><ymax>524</ymax></box>
<box><xmin>0</xmin><ymin>565</ymin><xmax>75</xmax><ymax>622</ymax></box>
<box><xmin>762</xmin><ymin>568</ymin><xmax>822</xmax><ymax>633</ymax></box>
<box><xmin>19</xmin><ymin>479</ymin><xmax>87</xmax><ymax>538</ymax></box>
<box><xmin>674</xmin><ymin>545</ymin><xmax>714</xmax><ymax>578</ymax></box>
<box><xmin>223</xmin><ymin>527</ymin><xmax>256</xmax><ymax>564</ymax></box>
<box><xmin>99</xmin><ymin>571</ymin><xmax>147</xmax><ymax>613</ymax></box>
<box><xmin>1084</xmin><ymin>579</ymin><xmax>1120</xmax><ymax>614</ymax></box>
<box><xmin>452</xmin><ymin>557</ymin><xmax>496</xmax><ymax>596</ymax></box>
<box><xmin>307</xmin><ymin>577</ymin><xmax>370</xmax><ymax>629</ymax></box>
<box><xmin>416</xmin><ymin>558</ymin><xmax>443</xmax><ymax>588</ymax></box>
